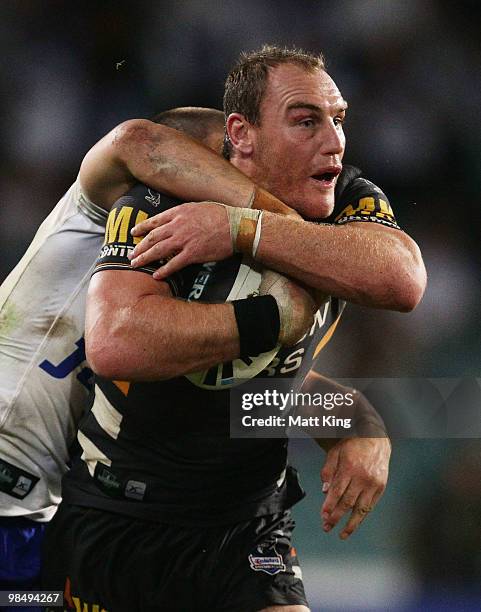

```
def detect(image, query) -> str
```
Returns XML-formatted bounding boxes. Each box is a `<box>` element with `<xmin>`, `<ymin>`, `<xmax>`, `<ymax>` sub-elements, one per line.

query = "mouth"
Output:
<box><xmin>310</xmin><ymin>166</ymin><xmax>342</xmax><ymax>187</ymax></box>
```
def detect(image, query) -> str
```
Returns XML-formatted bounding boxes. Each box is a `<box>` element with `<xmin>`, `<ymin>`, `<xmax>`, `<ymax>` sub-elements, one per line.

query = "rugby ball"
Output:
<box><xmin>185</xmin><ymin>256</ymin><xmax>280</xmax><ymax>390</ymax></box>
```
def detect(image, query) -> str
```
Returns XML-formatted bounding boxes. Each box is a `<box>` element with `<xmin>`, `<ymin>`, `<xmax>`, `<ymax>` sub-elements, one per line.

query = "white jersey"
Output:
<box><xmin>0</xmin><ymin>179</ymin><xmax>107</xmax><ymax>521</ymax></box>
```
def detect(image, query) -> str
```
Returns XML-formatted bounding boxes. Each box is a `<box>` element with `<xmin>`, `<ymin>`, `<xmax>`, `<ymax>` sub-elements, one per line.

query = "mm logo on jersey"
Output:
<box><xmin>104</xmin><ymin>206</ymin><xmax>148</xmax><ymax>246</ymax></box>
<box><xmin>335</xmin><ymin>196</ymin><xmax>395</xmax><ymax>223</ymax></box>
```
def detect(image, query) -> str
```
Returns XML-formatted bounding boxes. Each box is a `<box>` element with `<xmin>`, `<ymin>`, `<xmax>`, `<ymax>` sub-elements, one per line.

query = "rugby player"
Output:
<box><xmin>1</xmin><ymin>105</ymin><xmax>390</xmax><ymax>605</ymax></box>
<box><xmin>0</xmin><ymin>104</ymin><xmax>397</xmax><ymax>603</ymax></box>
<box><xmin>41</xmin><ymin>47</ymin><xmax>424</xmax><ymax>611</ymax></box>
<box><xmin>0</xmin><ymin>108</ymin><xmax>230</xmax><ymax>600</ymax></box>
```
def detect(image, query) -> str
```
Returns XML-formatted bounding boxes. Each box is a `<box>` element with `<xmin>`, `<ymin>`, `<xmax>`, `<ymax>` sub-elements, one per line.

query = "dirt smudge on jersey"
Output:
<box><xmin>0</xmin><ymin>301</ymin><xmax>21</xmax><ymax>335</ymax></box>
<box><xmin>43</xmin><ymin>314</ymin><xmax>76</xmax><ymax>337</ymax></box>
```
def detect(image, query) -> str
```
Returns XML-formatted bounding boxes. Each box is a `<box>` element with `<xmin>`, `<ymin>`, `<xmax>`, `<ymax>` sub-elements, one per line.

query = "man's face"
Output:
<box><xmin>249</xmin><ymin>63</ymin><xmax>346</xmax><ymax>219</ymax></box>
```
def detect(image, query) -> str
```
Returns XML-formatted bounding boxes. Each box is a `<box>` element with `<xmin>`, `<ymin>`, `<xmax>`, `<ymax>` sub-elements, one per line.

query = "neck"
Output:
<box><xmin>230</xmin><ymin>155</ymin><xmax>263</xmax><ymax>187</ymax></box>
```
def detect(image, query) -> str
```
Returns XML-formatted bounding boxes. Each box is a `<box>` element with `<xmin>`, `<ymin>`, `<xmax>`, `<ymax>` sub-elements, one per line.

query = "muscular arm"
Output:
<box><xmin>79</xmin><ymin>118</ymin><xmax>425</xmax><ymax>311</ymax></box>
<box><xmin>299</xmin><ymin>369</ymin><xmax>391</xmax><ymax>539</ymax></box>
<box><xmin>299</xmin><ymin>369</ymin><xmax>389</xmax><ymax>445</ymax></box>
<box><xmin>79</xmin><ymin>119</ymin><xmax>255</xmax><ymax>210</ymax></box>
<box><xmin>85</xmin><ymin>270</ymin><xmax>240</xmax><ymax>381</ymax></box>
<box><xmin>255</xmin><ymin>212</ymin><xmax>426</xmax><ymax>312</ymax></box>
<box><xmin>131</xmin><ymin>203</ymin><xmax>426</xmax><ymax>312</ymax></box>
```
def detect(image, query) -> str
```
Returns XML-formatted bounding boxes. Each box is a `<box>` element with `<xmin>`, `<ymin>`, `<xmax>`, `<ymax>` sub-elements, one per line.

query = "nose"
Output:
<box><xmin>319</xmin><ymin>120</ymin><xmax>344</xmax><ymax>156</ymax></box>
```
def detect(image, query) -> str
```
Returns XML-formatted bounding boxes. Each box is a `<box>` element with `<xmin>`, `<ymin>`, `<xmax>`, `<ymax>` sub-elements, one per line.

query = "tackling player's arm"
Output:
<box><xmin>299</xmin><ymin>369</ymin><xmax>391</xmax><ymax>540</ymax></box>
<box><xmin>78</xmin><ymin>118</ymin><xmax>259</xmax><ymax>211</ymax></box>
<box><xmin>78</xmin><ymin>117</ymin><xmax>424</xmax><ymax>311</ymax></box>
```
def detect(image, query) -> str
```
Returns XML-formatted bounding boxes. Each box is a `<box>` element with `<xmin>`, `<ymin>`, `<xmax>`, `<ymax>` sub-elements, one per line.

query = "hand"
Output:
<box><xmin>259</xmin><ymin>269</ymin><xmax>317</xmax><ymax>346</ymax></box>
<box><xmin>129</xmin><ymin>202</ymin><xmax>232</xmax><ymax>279</ymax></box>
<box><xmin>320</xmin><ymin>437</ymin><xmax>391</xmax><ymax>539</ymax></box>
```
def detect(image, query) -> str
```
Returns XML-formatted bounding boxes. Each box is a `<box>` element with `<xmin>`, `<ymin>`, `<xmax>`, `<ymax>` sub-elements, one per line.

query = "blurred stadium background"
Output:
<box><xmin>0</xmin><ymin>1</ymin><xmax>480</xmax><ymax>610</ymax></box>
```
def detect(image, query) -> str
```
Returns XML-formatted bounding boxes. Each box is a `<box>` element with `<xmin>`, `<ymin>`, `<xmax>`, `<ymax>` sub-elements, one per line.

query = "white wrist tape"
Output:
<box><xmin>224</xmin><ymin>206</ymin><xmax>263</xmax><ymax>258</ymax></box>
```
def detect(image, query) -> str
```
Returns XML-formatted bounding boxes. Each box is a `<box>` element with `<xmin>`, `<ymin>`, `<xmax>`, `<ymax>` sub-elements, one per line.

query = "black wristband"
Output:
<box><xmin>232</xmin><ymin>295</ymin><xmax>280</xmax><ymax>357</ymax></box>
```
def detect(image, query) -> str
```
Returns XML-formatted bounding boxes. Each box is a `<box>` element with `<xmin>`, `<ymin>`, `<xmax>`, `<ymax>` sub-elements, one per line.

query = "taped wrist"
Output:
<box><xmin>248</xmin><ymin>186</ymin><xmax>300</xmax><ymax>218</ymax></box>
<box><xmin>224</xmin><ymin>206</ymin><xmax>263</xmax><ymax>258</ymax></box>
<box><xmin>224</xmin><ymin>187</ymin><xmax>300</xmax><ymax>258</ymax></box>
<box><xmin>232</xmin><ymin>295</ymin><xmax>280</xmax><ymax>357</ymax></box>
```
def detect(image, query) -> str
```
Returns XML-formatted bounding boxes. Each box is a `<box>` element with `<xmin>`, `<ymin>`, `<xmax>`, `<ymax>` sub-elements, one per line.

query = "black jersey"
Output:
<box><xmin>63</xmin><ymin>166</ymin><xmax>399</xmax><ymax>525</ymax></box>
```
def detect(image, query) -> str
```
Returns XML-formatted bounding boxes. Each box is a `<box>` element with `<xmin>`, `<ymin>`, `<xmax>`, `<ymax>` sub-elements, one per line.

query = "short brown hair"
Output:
<box><xmin>151</xmin><ymin>107</ymin><xmax>224</xmax><ymax>146</ymax></box>
<box><xmin>223</xmin><ymin>45</ymin><xmax>325</xmax><ymax>158</ymax></box>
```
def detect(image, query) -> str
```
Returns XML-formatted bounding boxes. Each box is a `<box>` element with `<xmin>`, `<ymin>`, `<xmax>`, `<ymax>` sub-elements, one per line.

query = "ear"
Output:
<box><xmin>226</xmin><ymin>113</ymin><xmax>254</xmax><ymax>156</ymax></box>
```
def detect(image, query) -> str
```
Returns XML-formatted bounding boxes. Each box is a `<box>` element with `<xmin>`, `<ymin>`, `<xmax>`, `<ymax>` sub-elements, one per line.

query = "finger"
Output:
<box><xmin>320</xmin><ymin>445</ymin><xmax>340</xmax><ymax>494</ymax></box>
<box><xmin>130</xmin><ymin>208</ymin><xmax>177</xmax><ymax>236</ymax></box>
<box><xmin>323</xmin><ymin>480</ymin><xmax>361</xmax><ymax>532</ymax></box>
<box><xmin>130</xmin><ymin>237</ymin><xmax>177</xmax><ymax>269</ymax></box>
<box><xmin>370</xmin><ymin>485</ymin><xmax>385</xmax><ymax>509</ymax></box>
<box><xmin>152</xmin><ymin>251</ymin><xmax>191</xmax><ymax>280</ymax></box>
<box><xmin>130</xmin><ymin>223</ymin><xmax>174</xmax><ymax>259</ymax></box>
<box><xmin>339</xmin><ymin>490</ymin><xmax>375</xmax><ymax>540</ymax></box>
<box><xmin>321</xmin><ymin>475</ymin><xmax>351</xmax><ymax>526</ymax></box>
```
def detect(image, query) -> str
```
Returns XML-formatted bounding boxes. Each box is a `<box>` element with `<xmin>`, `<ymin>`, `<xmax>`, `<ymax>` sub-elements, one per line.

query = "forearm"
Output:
<box><xmin>87</xmin><ymin>292</ymin><xmax>239</xmax><ymax>382</ymax></box>
<box><xmin>122</xmin><ymin>123</ymin><xmax>255</xmax><ymax>206</ymax></box>
<box><xmin>300</xmin><ymin>370</ymin><xmax>389</xmax><ymax>452</ymax></box>
<box><xmin>82</xmin><ymin>120</ymin><xmax>300</xmax><ymax>216</ymax></box>
<box><xmin>81</xmin><ymin>120</ymin><xmax>255</xmax><ymax>210</ymax></box>
<box><xmin>86</xmin><ymin>266</ymin><xmax>301</xmax><ymax>382</ymax></box>
<box><xmin>255</xmin><ymin>212</ymin><xmax>426</xmax><ymax>311</ymax></box>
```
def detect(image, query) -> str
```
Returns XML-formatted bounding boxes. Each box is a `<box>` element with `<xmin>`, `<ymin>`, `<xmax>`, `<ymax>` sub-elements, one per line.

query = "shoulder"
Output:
<box><xmin>325</xmin><ymin>165</ymin><xmax>399</xmax><ymax>229</ymax></box>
